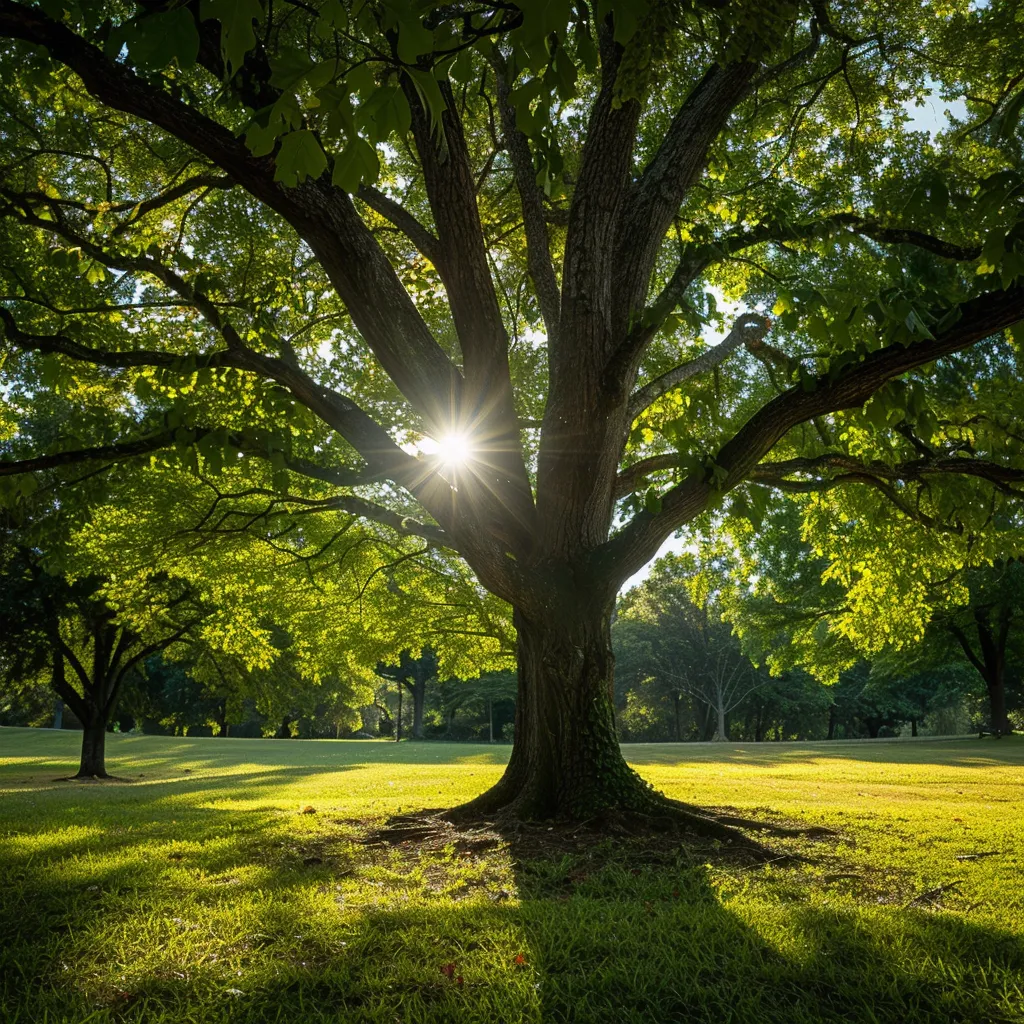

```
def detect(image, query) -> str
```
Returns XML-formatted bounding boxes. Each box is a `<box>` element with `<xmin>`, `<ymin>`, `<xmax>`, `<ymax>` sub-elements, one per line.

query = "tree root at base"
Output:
<box><xmin>366</xmin><ymin>797</ymin><xmax>834</xmax><ymax>865</ymax></box>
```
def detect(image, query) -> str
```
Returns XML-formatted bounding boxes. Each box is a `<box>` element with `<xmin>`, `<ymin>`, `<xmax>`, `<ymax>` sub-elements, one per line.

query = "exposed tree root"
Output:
<box><xmin>365</xmin><ymin>794</ymin><xmax>835</xmax><ymax>866</ymax></box>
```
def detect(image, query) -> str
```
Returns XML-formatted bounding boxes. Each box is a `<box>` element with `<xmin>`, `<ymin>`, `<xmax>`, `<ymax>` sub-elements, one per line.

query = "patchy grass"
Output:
<box><xmin>1</xmin><ymin>728</ymin><xmax>1022</xmax><ymax>1023</ymax></box>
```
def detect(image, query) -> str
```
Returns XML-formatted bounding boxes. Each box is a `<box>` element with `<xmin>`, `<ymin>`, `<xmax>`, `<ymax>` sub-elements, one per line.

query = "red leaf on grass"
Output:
<box><xmin>440</xmin><ymin>963</ymin><xmax>456</xmax><ymax>979</ymax></box>
<box><xmin>513</xmin><ymin>954</ymin><xmax>527</xmax><ymax>967</ymax></box>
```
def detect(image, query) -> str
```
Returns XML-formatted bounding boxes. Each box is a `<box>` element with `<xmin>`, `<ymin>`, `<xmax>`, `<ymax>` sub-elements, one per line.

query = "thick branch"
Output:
<box><xmin>355</xmin><ymin>184</ymin><xmax>443</xmax><ymax>267</ymax></box>
<box><xmin>603</xmin><ymin>284</ymin><xmax>1024</xmax><ymax>583</ymax></box>
<box><xmin>0</xmin><ymin>428</ymin><xmax>188</xmax><ymax>477</ymax></box>
<box><xmin>0</xmin><ymin>0</ymin><xmax>465</xmax><ymax>436</ymax></box>
<box><xmin>492</xmin><ymin>52</ymin><xmax>561</xmax><ymax>345</ymax></box>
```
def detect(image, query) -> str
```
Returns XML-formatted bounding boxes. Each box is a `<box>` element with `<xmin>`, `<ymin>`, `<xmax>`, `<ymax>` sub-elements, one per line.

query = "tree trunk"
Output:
<box><xmin>488</xmin><ymin>699</ymin><xmax>494</xmax><ymax>743</ymax></box>
<box><xmin>826</xmin><ymin>704</ymin><xmax>837</xmax><ymax>740</ymax></box>
<box><xmin>985</xmin><ymin>674</ymin><xmax>1011</xmax><ymax>735</ymax></box>
<box><xmin>410</xmin><ymin>679</ymin><xmax>425</xmax><ymax>739</ymax></box>
<box><xmin>713</xmin><ymin>697</ymin><xmax>728</xmax><ymax>742</ymax></box>
<box><xmin>216</xmin><ymin>701</ymin><xmax>229</xmax><ymax>737</ymax></box>
<box><xmin>76</xmin><ymin>709</ymin><xmax>109</xmax><ymax>778</ymax></box>
<box><xmin>456</xmin><ymin>606</ymin><xmax>658</xmax><ymax>820</ymax></box>
<box><xmin>673</xmin><ymin>694</ymin><xmax>682</xmax><ymax>742</ymax></box>
<box><xmin>910</xmin><ymin>717</ymin><xmax>918</xmax><ymax>737</ymax></box>
<box><xmin>53</xmin><ymin>698</ymin><xmax>64</xmax><ymax>730</ymax></box>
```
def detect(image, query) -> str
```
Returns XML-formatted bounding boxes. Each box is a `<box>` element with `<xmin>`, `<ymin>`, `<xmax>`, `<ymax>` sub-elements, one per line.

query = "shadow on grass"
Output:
<box><xmin>622</xmin><ymin>735</ymin><xmax>1024</xmax><ymax>769</ymax></box>
<box><xmin>2</xmin><ymin>786</ymin><xmax>1022</xmax><ymax>1024</ymax></box>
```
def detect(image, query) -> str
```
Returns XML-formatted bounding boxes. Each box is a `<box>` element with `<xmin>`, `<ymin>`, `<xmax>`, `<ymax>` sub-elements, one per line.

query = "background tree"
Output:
<box><xmin>376</xmin><ymin>648</ymin><xmax>438</xmax><ymax>740</ymax></box>
<box><xmin>0</xmin><ymin>525</ymin><xmax>210</xmax><ymax>776</ymax></box>
<box><xmin>617</xmin><ymin>552</ymin><xmax>767</xmax><ymax>741</ymax></box>
<box><xmin>2</xmin><ymin>0</ymin><xmax>1024</xmax><ymax>825</ymax></box>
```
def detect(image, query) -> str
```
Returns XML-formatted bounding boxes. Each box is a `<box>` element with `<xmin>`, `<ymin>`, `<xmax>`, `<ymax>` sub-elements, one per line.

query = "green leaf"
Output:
<box><xmin>201</xmin><ymin>0</ymin><xmax>264</xmax><ymax>77</ymax></box>
<box><xmin>331</xmin><ymin>136</ymin><xmax>380</xmax><ymax>192</ymax></box>
<box><xmin>273</xmin><ymin>130</ymin><xmax>328</xmax><ymax>187</ymax></box>
<box><xmin>125</xmin><ymin>8</ymin><xmax>200</xmax><ymax>70</ymax></box>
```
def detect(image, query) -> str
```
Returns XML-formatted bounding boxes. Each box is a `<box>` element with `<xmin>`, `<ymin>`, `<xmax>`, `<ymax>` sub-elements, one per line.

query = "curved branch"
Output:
<box><xmin>628</xmin><ymin>313</ymin><xmax>769</xmax><ymax>420</ymax></box>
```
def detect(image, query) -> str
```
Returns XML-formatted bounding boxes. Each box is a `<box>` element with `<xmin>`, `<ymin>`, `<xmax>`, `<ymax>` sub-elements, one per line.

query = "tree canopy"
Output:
<box><xmin>2</xmin><ymin>0</ymin><xmax>1023</xmax><ymax>820</ymax></box>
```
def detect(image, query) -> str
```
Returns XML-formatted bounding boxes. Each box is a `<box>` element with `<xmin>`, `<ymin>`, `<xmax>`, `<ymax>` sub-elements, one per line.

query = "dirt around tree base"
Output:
<box><xmin>364</xmin><ymin>800</ymin><xmax>838</xmax><ymax>866</ymax></box>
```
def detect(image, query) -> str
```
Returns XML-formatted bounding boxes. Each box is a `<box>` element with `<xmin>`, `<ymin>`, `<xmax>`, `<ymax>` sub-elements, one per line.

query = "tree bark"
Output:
<box><xmin>456</xmin><ymin>604</ymin><xmax>659</xmax><ymax>820</ymax></box>
<box><xmin>985</xmin><ymin>675</ymin><xmax>1011</xmax><ymax>735</ymax></box>
<box><xmin>76</xmin><ymin>708</ymin><xmax>109</xmax><ymax>778</ymax></box>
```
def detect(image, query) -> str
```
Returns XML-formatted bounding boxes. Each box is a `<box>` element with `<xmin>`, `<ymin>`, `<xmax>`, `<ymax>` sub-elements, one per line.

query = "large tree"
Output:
<box><xmin>2</xmin><ymin>0</ymin><xmax>1024</xmax><ymax>824</ymax></box>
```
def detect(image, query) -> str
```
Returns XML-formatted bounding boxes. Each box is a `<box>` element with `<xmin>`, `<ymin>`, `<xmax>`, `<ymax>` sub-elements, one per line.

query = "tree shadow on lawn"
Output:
<box><xmin>622</xmin><ymin>735</ymin><xmax>1024</xmax><ymax>769</ymax></box>
<box><xmin>3</xmin><ymin>798</ymin><xmax>1022</xmax><ymax>1024</ymax></box>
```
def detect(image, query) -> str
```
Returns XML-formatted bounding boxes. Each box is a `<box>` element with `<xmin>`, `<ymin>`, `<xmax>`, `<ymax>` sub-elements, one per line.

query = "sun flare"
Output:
<box><xmin>435</xmin><ymin>432</ymin><xmax>474</xmax><ymax>467</ymax></box>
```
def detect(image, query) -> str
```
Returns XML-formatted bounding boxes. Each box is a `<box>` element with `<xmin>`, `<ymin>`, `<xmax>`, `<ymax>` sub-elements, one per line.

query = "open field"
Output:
<box><xmin>1</xmin><ymin>728</ymin><xmax>1022</xmax><ymax>1023</ymax></box>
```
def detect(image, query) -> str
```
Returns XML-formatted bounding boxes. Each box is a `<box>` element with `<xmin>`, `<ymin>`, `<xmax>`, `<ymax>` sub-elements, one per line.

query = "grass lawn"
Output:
<box><xmin>1</xmin><ymin>728</ymin><xmax>1022</xmax><ymax>1023</ymax></box>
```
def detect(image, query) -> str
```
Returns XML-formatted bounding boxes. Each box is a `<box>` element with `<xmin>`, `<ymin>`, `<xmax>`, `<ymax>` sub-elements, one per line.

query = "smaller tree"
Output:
<box><xmin>0</xmin><ymin>539</ymin><xmax>208</xmax><ymax>776</ymax></box>
<box><xmin>616</xmin><ymin>553</ymin><xmax>765</xmax><ymax>742</ymax></box>
<box><xmin>375</xmin><ymin>649</ymin><xmax>438</xmax><ymax>740</ymax></box>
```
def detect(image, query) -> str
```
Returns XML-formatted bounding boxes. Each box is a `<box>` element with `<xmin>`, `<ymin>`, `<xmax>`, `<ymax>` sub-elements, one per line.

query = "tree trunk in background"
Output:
<box><xmin>76</xmin><ymin>709</ymin><xmax>109</xmax><ymax>778</ymax></box>
<box><xmin>827</xmin><ymin>704</ymin><xmax>837</xmax><ymax>740</ymax></box>
<box><xmin>216</xmin><ymin>702</ymin><xmax>229</xmax><ymax>737</ymax></box>
<box><xmin>409</xmin><ymin>678</ymin><xmax>426</xmax><ymax>739</ymax></box>
<box><xmin>911</xmin><ymin>718</ymin><xmax>918</xmax><ymax>737</ymax></box>
<box><xmin>986</xmin><ymin>675</ymin><xmax>1010</xmax><ymax>735</ymax></box>
<box><xmin>457</xmin><ymin>605</ymin><xmax>658</xmax><ymax>820</ymax></box>
<box><xmin>712</xmin><ymin>684</ymin><xmax>728</xmax><ymax>741</ymax></box>
<box><xmin>53</xmin><ymin>698</ymin><xmax>63</xmax><ymax>730</ymax></box>
<box><xmin>673</xmin><ymin>695</ymin><xmax>683</xmax><ymax>742</ymax></box>
<box><xmin>275</xmin><ymin>717</ymin><xmax>293</xmax><ymax>739</ymax></box>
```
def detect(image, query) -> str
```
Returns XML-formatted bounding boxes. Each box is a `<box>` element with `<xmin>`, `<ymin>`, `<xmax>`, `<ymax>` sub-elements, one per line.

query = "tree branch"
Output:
<box><xmin>628</xmin><ymin>313</ymin><xmax>769</xmax><ymax>420</ymax></box>
<box><xmin>492</xmin><ymin>51</ymin><xmax>561</xmax><ymax>346</ymax></box>
<box><xmin>602</xmin><ymin>283</ymin><xmax>1024</xmax><ymax>583</ymax></box>
<box><xmin>355</xmin><ymin>184</ymin><xmax>443</xmax><ymax>267</ymax></box>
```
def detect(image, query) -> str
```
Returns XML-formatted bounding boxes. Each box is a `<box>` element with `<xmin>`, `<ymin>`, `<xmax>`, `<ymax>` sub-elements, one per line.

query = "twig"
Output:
<box><xmin>955</xmin><ymin>851</ymin><xmax>1002</xmax><ymax>862</ymax></box>
<box><xmin>904</xmin><ymin>879</ymin><xmax>963</xmax><ymax>909</ymax></box>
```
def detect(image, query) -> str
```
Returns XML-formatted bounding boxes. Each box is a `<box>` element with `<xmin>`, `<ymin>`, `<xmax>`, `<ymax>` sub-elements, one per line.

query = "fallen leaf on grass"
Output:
<box><xmin>300</xmin><ymin>805</ymin><xmax>317</xmax><ymax>815</ymax></box>
<box><xmin>513</xmin><ymin>954</ymin><xmax>527</xmax><ymax>967</ymax></box>
<box><xmin>440</xmin><ymin>963</ymin><xmax>456</xmax><ymax>979</ymax></box>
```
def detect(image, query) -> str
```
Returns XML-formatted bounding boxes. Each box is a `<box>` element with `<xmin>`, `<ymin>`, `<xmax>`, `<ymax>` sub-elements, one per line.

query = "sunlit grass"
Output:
<box><xmin>1</xmin><ymin>728</ymin><xmax>1022</xmax><ymax>1023</ymax></box>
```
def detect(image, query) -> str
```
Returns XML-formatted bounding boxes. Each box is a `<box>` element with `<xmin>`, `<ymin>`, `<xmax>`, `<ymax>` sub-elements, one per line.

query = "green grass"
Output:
<box><xmin>1</xmin><ymin>728</ymin><xmax>1022</xmax><ymax>1023</ymax></box>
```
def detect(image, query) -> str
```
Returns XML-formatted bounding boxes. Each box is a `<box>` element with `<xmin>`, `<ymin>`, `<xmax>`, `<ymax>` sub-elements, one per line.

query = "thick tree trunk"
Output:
<box><xmin>76</xmin><ymin>710</ymin><xmax>109</xmax><ymax>778</ymax></box>
<box><xmin>456</xmin><ymin>605</ymin><xmax>659</xmax><ymax>820</ymax></box>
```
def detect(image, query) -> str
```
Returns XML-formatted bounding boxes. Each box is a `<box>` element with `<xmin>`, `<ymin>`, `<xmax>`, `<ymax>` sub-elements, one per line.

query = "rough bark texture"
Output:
<box><xmin>456</xmin><ymin>601</ymin><xmax>660</xmax><ymax>820</ymax></box>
